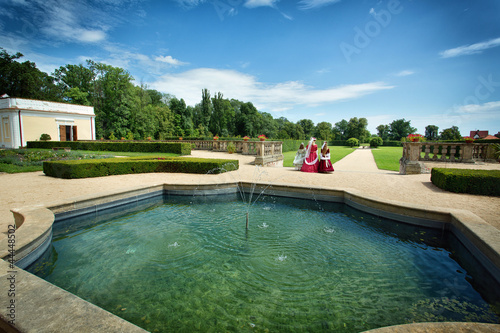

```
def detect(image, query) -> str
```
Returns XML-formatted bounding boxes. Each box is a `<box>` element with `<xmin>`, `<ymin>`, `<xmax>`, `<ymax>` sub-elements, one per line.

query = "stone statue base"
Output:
<box><xmin>399</xmin><ymin>158</ymin><xmax>430</xmax><ymax>175</ymax></box>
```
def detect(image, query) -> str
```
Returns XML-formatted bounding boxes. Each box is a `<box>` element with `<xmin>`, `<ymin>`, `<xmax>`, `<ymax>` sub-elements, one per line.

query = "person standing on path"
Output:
<box><xmin>293</xmin><ymin>142</ymin><xmax>307</xmax><ymax>170</ymax></box>
<box><xmin>301</xmin><ymin>137</ymin><xmax>319</xmax><ymax>173</ymax></box>
<box><xmin>319</xmin><ymin>141</ymin><xmax>334</xmax><ymax>173</ymax></box>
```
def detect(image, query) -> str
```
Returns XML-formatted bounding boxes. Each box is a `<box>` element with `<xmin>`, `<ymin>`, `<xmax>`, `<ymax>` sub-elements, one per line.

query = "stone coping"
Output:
<box><xmin>1</xmin><ymin>182</ymin><xmax>499</xmax><ymax>332</ymax></box>
<box><xmin>363</xmin><ymin>322</ymin><xmax>500</xmax><ymax>332</ymax></box>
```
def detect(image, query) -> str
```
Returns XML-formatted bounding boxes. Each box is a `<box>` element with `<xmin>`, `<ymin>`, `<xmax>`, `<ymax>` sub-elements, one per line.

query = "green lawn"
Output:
<box><xmin>283</xmin><ymin>146</ymin><xmax>356</xmax><ymax>167</ymax></box>
<box><xmin>371</xmin><ymin>147</ymin><xmax>403</xmax><ymax>171</ymax></box>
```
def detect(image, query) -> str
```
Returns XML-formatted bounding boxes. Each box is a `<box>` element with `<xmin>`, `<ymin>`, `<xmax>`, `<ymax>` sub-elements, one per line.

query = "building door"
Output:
<box><xmin>59</xmin><ymin>125</ymin><xmax>77</xmax><ymax>141</ymax></box>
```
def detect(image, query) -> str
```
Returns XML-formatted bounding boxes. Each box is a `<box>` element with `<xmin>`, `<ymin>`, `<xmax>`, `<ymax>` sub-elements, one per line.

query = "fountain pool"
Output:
<box><xmin>28</xmin><ymin>192</ymin><xmax>499</xmax><ymax>332</ymax></box>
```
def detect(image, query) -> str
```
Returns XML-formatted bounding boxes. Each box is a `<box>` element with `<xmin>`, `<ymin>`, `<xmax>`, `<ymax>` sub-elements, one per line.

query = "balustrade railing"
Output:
<box><xmin>168</xmin><ymin>140</ymin><xmax>284</xmax><ymax>166</ymax></box>
<box><xmin>400</xmin><ymin>141</ymin><xmax>496</xmax><ymax>174</ymax></box>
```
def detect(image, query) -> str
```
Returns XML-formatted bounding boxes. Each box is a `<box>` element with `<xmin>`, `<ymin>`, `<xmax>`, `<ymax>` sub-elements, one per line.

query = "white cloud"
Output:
<box><xmin>456</xmin><ymin>101</ymin><xmax>500</xmax><ymax>114</ymax></box>
<box><xmin>150</xmin><ymin>68</ymin><xmax>394</xmax><ymax>111</ymax></box>
<box><xmin>440</xmin><ymin>37</ymin><xmax>500</xmax><ymax>58</ymax></box>
<box><xmin>298</xmin><ymin>0</ymin><xmax>341</xmax><ymax>10</ymax></box>
<box><xmin>155</xmin><ymin>55</ymin><xmax>188</xmax><ymax>67</ymax></box>
<box><xmin>244</xmin><ymin>0</ymin><xmax>279</xmax><ymax>8</ymax></box>
<box><xmin>394</xmin><ymin>70</ymin><xmax>415</xmax><ymax>77</ymax></box>
<box><xmin>369</xmin><ymin>8</ymin><xmax>376</xmax><ymax>16</ymax></box>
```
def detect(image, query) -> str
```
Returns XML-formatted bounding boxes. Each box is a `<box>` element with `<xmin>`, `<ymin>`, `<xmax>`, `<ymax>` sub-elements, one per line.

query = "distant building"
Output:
<box><xmin>0</xmin><ymin>97</ymin><xmax>96</xmax><ymax>149</ymax></box>
<box><xmin>469</xmin><ymin>130</ymin><xmax>494</xmax><ymax>139</ymax></box>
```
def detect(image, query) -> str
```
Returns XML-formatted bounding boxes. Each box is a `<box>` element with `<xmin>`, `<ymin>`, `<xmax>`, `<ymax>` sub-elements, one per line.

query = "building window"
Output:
<box><xmin>2</xmin><ymin>117</ymin><xmax>10</xmax><ymax>139</ymax></box>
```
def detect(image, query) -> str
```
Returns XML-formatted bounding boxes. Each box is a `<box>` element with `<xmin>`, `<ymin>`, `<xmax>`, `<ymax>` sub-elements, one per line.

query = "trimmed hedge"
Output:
<box><xmin>27</xmin><ymin>141</ymin><xmax>191</xmax><ymax>155</ymax></box>
<box><xmin>43</xmin><ymin>157</ymin><xmax>239</xmax><ymax>179</ymax></box>
<box><xmin>431</xmin><ymin>168</ymin><xmax>500</xmax><ymax>196</ymax></box>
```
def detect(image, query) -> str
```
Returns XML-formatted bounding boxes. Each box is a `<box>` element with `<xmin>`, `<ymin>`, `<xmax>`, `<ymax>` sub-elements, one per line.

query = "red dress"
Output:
<box><xmin>300</xmin><ymin>144</ymin><xmax>319</xmax><ymax>173</ymax></box>
<box><xmin>319</xmin><ymin>149</ymin><xmax>334</xmax><ymax>173</ymax></box>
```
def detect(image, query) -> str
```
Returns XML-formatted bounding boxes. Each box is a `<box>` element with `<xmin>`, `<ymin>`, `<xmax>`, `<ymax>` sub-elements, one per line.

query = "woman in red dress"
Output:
<box><xmin>319</xmin><ymin>141</ymin><xmax>334</xmax><ymax>173</ymax></box>
<box><xmin>300</xmin><ymin>137</ymin><xmax>319</xmax><ymax>173</ymax></box>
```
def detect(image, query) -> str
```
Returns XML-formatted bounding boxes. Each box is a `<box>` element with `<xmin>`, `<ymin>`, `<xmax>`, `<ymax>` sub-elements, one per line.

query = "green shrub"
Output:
<box><xmin>27</xmin><ymin>141</ymin><xmax>191</xmax><ymax>155</ymax></box>
<box><xmin>43</xmin><ymin>157</ymin><xmax>239</xmax><ymax>179</ymax></box>
<box><xmin>39</xmin><ymin>133</ymin><xmax>51</xmax><ymax>141</ymax></box>
<box><xmin>431</xmin><ymin>168</ymin><xmax>500</xmax><ymax>196</ymax></box>
<box><xmin>382</xmin><ymin>140</ymin><xmax>402</xmax><ymax>147</ymax></box>
<box><xmin>346</xmin><ymin>138</ymin><xmax>359</xmax><ymax>147</ymax></box>
<box><xmin>370</xmin><ymin>137</ymin><xmax>383</xmax><ymax>148</ymax></box>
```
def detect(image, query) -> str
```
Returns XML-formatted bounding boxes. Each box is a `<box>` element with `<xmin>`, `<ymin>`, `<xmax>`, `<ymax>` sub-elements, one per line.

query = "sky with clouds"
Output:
<box><xmin>1</xmin><ymin>0</ymin><xmax>499</xmax><ymax>135</ymax></box>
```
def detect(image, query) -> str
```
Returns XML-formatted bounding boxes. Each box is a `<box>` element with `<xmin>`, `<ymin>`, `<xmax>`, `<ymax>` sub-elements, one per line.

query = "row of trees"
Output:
<box><xmin>1</xmin><ymin>48</ymin><xmax>474</xmax><ymax>142</ymax></box>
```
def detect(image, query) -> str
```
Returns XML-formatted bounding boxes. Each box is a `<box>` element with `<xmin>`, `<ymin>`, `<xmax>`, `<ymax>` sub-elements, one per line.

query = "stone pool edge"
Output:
<box><xmin>0</xmin><ymin>181</ymin><xmax>499</xmax><ymax>332</ymax></box>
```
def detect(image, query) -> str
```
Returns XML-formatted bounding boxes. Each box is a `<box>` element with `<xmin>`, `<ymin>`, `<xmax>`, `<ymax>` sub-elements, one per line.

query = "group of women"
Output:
<box><xmin>293</xmin><ymin>137</ymin><xmax>334</xmax><ymax>173</ymax></box>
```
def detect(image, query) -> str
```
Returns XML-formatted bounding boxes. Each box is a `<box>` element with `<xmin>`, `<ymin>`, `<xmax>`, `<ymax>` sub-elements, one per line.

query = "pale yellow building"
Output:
<box><xmin>0</xmin><ymin>97</ymin><xmax>95</xmax><ymax>148</ymax></box>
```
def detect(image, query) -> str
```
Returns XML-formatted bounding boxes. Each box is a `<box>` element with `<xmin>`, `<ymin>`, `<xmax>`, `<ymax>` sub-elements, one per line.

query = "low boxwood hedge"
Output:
<box><xmin>43</xmin><ymin>157</ymin><xmax>239</xmax><ymax>179</ymax></box>
<box><xmin>27</xmin><ymin>140</ymin><xmax>191</xmax><ymax>155</ymax></box>
<box><xmin>431</xmin><ymin>168</ymin><xmax>500</xmax><ymax>196</ymax></box>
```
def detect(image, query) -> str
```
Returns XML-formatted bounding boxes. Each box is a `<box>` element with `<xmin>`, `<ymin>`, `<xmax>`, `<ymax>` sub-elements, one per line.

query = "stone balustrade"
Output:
<box><xmin>174</xmin><ymin>140</ymin><xmax>284</xmax><ymax>167</ymax></box>
<box><xmin>400</xmin><ymin>142</ymin><xmax>496</xmax><ymax>174</ymax></box>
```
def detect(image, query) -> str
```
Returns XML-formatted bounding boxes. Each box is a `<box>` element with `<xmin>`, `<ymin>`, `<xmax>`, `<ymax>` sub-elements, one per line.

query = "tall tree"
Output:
<box><xmin>0</xmin><ymin>48</ymin><xmax>61</xmax><ymax>101</ymax></box>
<box><xmin>388</xmin><ymin>118</ymin><xmax>417</xmax><ymax>140</ymax></box>
<box><xmin>209</xmin><ymin>92</ymin><xmax>225</xmax><ymax>136</ymax></box>
<box><xmin>376</xmin><ymin>124</ymin><xmax>390</xmax><ymax>141</ymax></box>
<box><xmin>333</xmin><ymin>119</ymin><xmax>349</xmax><ymax>140</ymax></box>
<box><xmin>53</xmin><ymin>63</ymin><xmax>94</xmax><ymax>105</ymax></box>
<box><xmin>440</xmin><ymin>126</ymin><xmax>462</xmax><ymax>140</ymax></box>
<box><xmin>297</xmin><ymin>119</ymin><xmax>315</xmax><ymax>139</ymax></box>
<box><xmin>315</xmin><ymin>122</ymin><xmax>333</xmax><ymax>141</ymax></box>
<box><xmin>425</xmin><ymin>125</ymin><xmax>439</xmax><ymax>141</ymax></box>
<box><xmin>345</xmin><ymin>117</ymin><xmax>369</xmax><ymax>141</ymax></box>
<box><xmin>201</xmin><ymin>88</ymin><xmax>212</xmax><ymax>129</ymax></box>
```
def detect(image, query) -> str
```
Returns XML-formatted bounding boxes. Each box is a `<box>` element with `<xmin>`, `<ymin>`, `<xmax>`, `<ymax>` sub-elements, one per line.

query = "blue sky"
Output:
<box><xmin>1</xmin><ymin>0</ymin><xmax>499</xmax><ymax>136</ymax></box>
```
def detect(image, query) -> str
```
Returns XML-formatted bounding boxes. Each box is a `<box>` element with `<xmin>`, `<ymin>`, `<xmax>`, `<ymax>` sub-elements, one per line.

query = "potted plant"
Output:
<box><xmin>227</xmin><ymin>142</ymin><xmax>236</xmax><ymax>154</ymax></box>
<box><xmin>213</xmin><ymin>135</ymin><xmax>219</xmax><ymax>141</ymax></box>
<box><xmin>406</xmin><ymin>134</ymin><xmax>424</xmax><ymax>142</ymax></box>
<box><xmin>179</xmin><ymin>137</ymin><xmax>183</xmax><ymax>140</ymax></box>
<box><xmin>243</xmin><ymin>136</ymin><xmax>250</xmax><ymax>141</ymax></box>
<box><xmin>463</xmin><ymin>136</ymin><xmax>475</xmax><ymax>143</ymax></box>
<box><xmin>258</xmin><ymin>134</ymin><xmax>267</xmax><ymax>141</ymax></box>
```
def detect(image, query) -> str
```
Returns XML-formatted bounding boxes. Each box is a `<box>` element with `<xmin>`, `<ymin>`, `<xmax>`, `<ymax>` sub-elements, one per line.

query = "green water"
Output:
<box><xmin>29</xmin><ymin>194</ymin><xmax>499</xmax><ymax>332</ymax></box>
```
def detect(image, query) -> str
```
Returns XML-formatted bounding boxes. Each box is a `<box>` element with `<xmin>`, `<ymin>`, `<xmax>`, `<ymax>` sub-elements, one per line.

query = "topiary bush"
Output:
<box><xmin>431</xmin><ymin>168</ymin><xmax>500</xmax><ymax>196</ymax></box>
<box><xmin>43</xmin><ymin>157</ymin><xmax>239</xmax><ymax>179</ymax></box>
<box><xmin>346</xmin><ymin>138</ymin><xmax>359</xmax><ymax>147</ymax></box>
<box><xmin>370</xmin><ymin>137</ymin><xmax>383</xmax><ymax>148</ymax></box>
<box><xmin>39</xmin><ymin>133</ymin><xmax>51</xmax><ymax>141</ymax></box>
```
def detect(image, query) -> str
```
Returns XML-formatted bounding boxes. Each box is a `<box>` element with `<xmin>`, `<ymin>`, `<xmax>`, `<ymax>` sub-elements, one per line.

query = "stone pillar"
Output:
<box><xmin>485</xmin><ymin>144</ymin><xmax>497</xmax><ymax>162</ymax></box>
<box><xmin>461</xmin><ymin>143</ymin><xmax>474</xmax><ymax>163</ymax></box>
<box><xmin>399</xmin><ymin>142</ymin><xmax>429</xmax><ymax>174</ymax></box>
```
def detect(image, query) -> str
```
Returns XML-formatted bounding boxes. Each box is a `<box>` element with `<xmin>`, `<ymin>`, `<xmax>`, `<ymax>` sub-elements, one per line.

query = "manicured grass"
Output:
<box><xmin>283</xmin><ymin>147</ymin><xmax>356</xmax><ymax>168</ymax></box>
<box><xmin>371</xmin><ymin>147</ymin><xmax>403</xmax><ymax>171</ymax></box>
<box><xmin>0</xmin><ymin>163</ymin><xmax>43</xmax><ymax>173</ymax></box>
